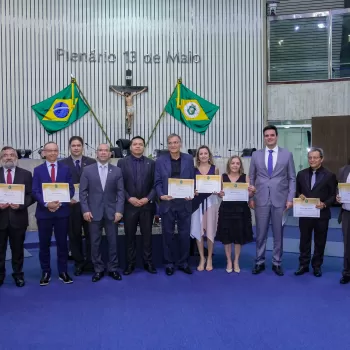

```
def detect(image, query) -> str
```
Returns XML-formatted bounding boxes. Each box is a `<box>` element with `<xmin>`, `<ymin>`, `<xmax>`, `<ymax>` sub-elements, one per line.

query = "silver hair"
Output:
<box><xmin>308</xmin><ymin>147</ymin><xmax>324</xmax><ymax>158</ymax></box>
<box><xmin>167</xmin><ymin>133</ymin><xmax>182</xmax><ymax>143</ymax></box>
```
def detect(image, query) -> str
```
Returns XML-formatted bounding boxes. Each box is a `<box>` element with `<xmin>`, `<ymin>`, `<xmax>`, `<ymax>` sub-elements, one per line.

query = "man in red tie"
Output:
<box><xmin>0</xmin><ymin>147</ymin><xmax>34</xmax><ymax>287</ymax></box>
<box><xmin>32</xmin><ymin>142</ymin><xmax>74</xmax><ymax>286</ymax></box>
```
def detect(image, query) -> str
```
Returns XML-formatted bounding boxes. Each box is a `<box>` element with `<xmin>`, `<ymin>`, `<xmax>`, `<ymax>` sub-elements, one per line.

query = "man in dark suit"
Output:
<box><xmin>155</xmin><ymin>133</ymin><xmax>195</xmax><ymax>276</ymax></box>
<box><xmin>0</xmin><ymin>146</ymin><xmax>34</xmax><ymax>287</ymax></box>
<box><xmin>59</xmin><ymin>136</ymin><xmax>96</xmax><ymax>276</ymax></box>
<box><xmin>295</xmin><ymin>147</ymin><xmax>337</xmax><ymax>277</ymax></box>
<box><xmin>117</xmin><ymin>136</ymin><xmax>157</xmax><ymax>275</ymax></box>
<box><xmin>336</xmin><ymin>164</ymin><xmax>350</xmax><ymax>284</ymax></box>
<box><xmin>80</xmin><ymin>143</ymin><xmax>124</xmax><ymax>282</ymax></box>
<box><xmin>32</xmin><ymin>142</ymin><xmax>75</xmax><ymax>286</ymax></box>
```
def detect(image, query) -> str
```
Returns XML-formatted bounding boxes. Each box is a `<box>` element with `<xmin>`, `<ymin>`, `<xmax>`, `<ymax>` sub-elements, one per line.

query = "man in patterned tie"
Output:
<box><xmin>295</xmin><ymin>147</ymin><xmax>336</xmax><ymax>277</ymax></box>
<box><xmin>59</xmin><ymin>136</ymin><xmax>96</xmax><ymax>276</ymax></box>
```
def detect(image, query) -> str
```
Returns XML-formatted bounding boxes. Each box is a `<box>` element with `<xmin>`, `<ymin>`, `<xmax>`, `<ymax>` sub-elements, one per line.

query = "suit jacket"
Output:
<box><xmin>296</xmin><ymin>166</ymin><xmax>337</xmax><ymax>220</ymax></box>
<box><xmin>79</xmin><ymin>163</ymin><xmax>124</xmax><ymax>221</ymax></box>
<box><xmin>154</xmin><ymin>152</ymin><xmax>195</xmax><ymax>214</ymax></box>
<box><xmin>337</xmin><ymin>165</ymin><xmax>350</xmax><ymax>223</ymax></box>
<box><xmin>32</xmin><ymin>162</ymin><xmax>75</xmax><ymax>219</ymax></box>
<box><xmin>117</xmin><ymin>156</ymin><xmax>156</xmax><ymax>211</ymax></box>
<box><xmin>0</xmin><ymin>166</ymin><xmax>35</xmax><ymax>230</ymax></box>
<box><xmin>59</xmin><ymin>155</ymin><xmax>96</xmax><ymax>184</ymax></box>
<box><xmin>249</xmin><ymin>147</ymin><xmax>296</xmax><ymax>207</ymax></box>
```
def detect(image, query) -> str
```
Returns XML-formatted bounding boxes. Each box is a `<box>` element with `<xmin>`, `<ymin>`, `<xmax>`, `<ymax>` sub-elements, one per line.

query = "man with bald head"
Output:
<box><xmin>80</xmin><ymin>143</ymin><xmax>125</xmax><ymax>282</ymax></box>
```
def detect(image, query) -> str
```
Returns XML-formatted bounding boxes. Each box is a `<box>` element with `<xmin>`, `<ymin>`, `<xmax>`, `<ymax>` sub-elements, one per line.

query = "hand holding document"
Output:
<box><xmin>42</xmin><ymin>183</ymin><xmax>71</xmax><ymax>203</ymax></box>
<box><xmin>293</xmin><ymin>198</ymin><xmax>320</xmax><ymax>218</ymax></box>
<box><xmin>0</xmin><ymin>184</ymin><xmax>25</xmax><ymax>205</ymax></box>
<box><xmin>168</xmin><ymin>178</ymin><xmax>194</xmax><ymax>199</ymax></box>
<box><xmin>338</xmin><ymin>183</ymin><xmax>350</xmax><ymax>204</ymax></box>
<box><xmin>222</xmin><ymin>182</ymin><xmax>249</xmax><ymax>202</ymax></box>
<box><xmin>196</xmin><ymin>175</ymin><xmax>221</xmax><ymax>194</ymax></box>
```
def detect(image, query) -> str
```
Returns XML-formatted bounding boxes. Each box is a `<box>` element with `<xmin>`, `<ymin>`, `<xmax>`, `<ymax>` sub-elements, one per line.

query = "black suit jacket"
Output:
<box><xmin>117</xmin><ymin>155</ymin><xmax>156</xmax><ymax>211</ymax></box>
<box><xmin>59</xmin><ymin>155</ymin><xmax>96</xmax><ymax>184</ymax></box>
<box><xmin>296</xmin><ymin>166</ymin><xmax>337</xmax><ymax>220</ymax></box>
<box><xmin>0</xmin><ymin>166</ymin><xmax>35</xmax><ymax>229</ymax></box>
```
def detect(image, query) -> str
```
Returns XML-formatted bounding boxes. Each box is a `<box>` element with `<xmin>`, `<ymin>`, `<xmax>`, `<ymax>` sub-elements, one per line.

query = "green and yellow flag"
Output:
<box><xmin>31</xmin><ymin>81</ymin><xmax>89</xmax><ymax>134</ymax></box>
<box><xmin>165</xmin><ymin>80</ymin><xmax>219</xmax><ymax>134</ymax></box>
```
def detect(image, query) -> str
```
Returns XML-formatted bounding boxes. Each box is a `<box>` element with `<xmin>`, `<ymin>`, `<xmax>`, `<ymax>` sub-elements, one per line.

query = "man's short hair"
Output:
<box><xmin>130</xmin><ymin>136</ymin><xmax>145</xmax><ymax>146</ymax></box>
<box><xmin>43</xmin><ymin>141</ymin><xmax>58</xmax><ymax>149</ymax></box>
<box><xmin>167</xmin><ymin>133</ymin><xmax>182</xmax><ymax>143</ymax></box>
<box><xmin>0</xmin><ymin>146</ymin><xmax>17</xmax><ymax>158</ymax></box>
<box><xmin>263</xmin><ymin>125</ymin><xmax>278</xmax><ymax>136</ymax></box>
<box><xmin>69</xmin><ymin>136</ymin><xmax>84</xmax><ymax>146</ymax></box>
<box><xmin>308</xmin><ymin>147</ymin><xmax>324</xmax><ymax>158</ymax></box>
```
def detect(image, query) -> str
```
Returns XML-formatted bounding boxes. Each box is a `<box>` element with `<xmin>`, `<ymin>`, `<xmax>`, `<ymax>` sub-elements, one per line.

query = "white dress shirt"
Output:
<box><xmin>343</xmin><ymin>172</ymin><xmax>350</xmax><ymax>211</ymax></box>
<box><xmin>46</xmin><ymin>161</ymin><xmax>58</xmax><ymax>181</ymax></box>
<box><xmin>265</xmin><ymin>145</ymin><xmax>279</xmax><ymax>170</ymax></box>
<box><xmin>97</xmin><ymin>162</ymin><xmax>108</xmax><ymax>190</ymax></box>
<box><xmin>3</xmin><ymin>167</ymin><xmax>16</xmax><ymax>183</ymax></box>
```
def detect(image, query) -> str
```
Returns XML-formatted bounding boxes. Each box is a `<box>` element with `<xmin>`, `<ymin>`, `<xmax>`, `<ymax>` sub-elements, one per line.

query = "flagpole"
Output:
<box><xmin>145</xmin><ymin>79</ymin><xmax>181</xmax><ymax>148</ymax></box>
<box><xmin>72</xmin><ymin>78</ymin><xmax>113</xmax><ymax>147</ymax></box>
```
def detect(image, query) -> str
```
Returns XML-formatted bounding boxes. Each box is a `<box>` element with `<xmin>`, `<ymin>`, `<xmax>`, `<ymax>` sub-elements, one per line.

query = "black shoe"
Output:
<box><xmin>178</xmin><ymin>266</ymin><xmax>193</xmax><ymax>275</ymax></box>
<box><xmin>340</xmin><ymin>276</ymin><xmax>350</xmax><ymax>284</ymax></box>
<box><xmin>123</xmin><ymin>265</ymin><xmax>135</xmax><ymax>276</ymax></box>
<box><xmin>294</xmin><ymin>266</ymin><xmax>309</xmax><ymax>276</ymax></box>
<box><xmin>92</xmin><ymin>272</ymin><xmax>104</xmax><ymax>282</ymax></box>
<box><xmin>313</xmin><ymin>268</ymin><xmax>322</xmax><ymax>277</ymax></box>
<box><xmin>252</xmin><ymin>264</ymin><xmax>265</xmax><ymax>275</ymax></box>
<box><xmin>40</xmin><ymin>272</ymin><xmax>51</xmax><ymax>286</ymax></box>
<box><xmin>108</xmin><ymin>271</ymin><xmax>122</xmax><ymax>281</ymax></box>
<box><xmin>0</xmin><ymin>279</ymin><xmax>3</xmax><ymax>287</ymax></box>
<box><xmin>14</xmin><ymin>277</ymin><xmax>25</xmax><ymax>287</ymax></box>
<box><xmin>74</xmin><ymin>266</ymin><xmax>84</xmax><ymax>276</ymax></box>
<box><xmin>144</xmin><ymin>263</ymin><xmax>157</xmax><ymax>274</ymax></box>
<box><xmin>165</xmin><ymin>267</ymin><xmax>174</xmax><ymax>276</ymax></box>
<box><xmin>59</xmin><ymin>272</ymin><xmax>73</xmax><ymax>284</ymax></box>
<box><xmin>272</xmin><ymin>265</ymin><xmax>284</xmax><ymax>276</ymax></box>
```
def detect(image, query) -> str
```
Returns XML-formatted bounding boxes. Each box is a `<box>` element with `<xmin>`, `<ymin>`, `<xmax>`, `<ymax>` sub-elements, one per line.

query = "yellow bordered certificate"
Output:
<box><xmin>196</xmin><ymin>175</ymin><xmax>221</xmax><ymax>193</ymax></box>
<box><xmin>42</xmin><ymin>183</ymin><xmax>70</xmax><ymax>203</ymax></box>
<box><xmin>223</xmin><ymin>182</ymin><xmax>249</xmax><ymax>202</ymax></box>
<box><xmin>293</xmin><ymin>198</ymin><xmax>320</xmax><ymax>218</ymax></box>
<box><xmin>338</xmin><ymin>183</ymin><xmax>350</xmax><ymax>204</ymax></box>
<box><xmin>168</xmin><ymin>178</ymin><xmax>194</xmax><ymax>199</ymax></box>
<box><xmin>0</xmin><ymin>184</ymin><xmax>25</xmax><ymax>205</ymax></box>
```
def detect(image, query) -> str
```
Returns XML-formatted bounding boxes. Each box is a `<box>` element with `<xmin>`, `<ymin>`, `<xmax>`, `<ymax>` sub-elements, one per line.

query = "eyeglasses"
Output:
<box><xmin>308</xmin><ymin>157</ymin><xmax>321</xmax><ymax>160</ymax></box>
<box><xmin>44</xmin><ymin>149</ymin><xmax>59</xmax><ymax>153</ymax></box>
<box><xmin>168</xmin><ymin>141</ymin><xmax>180</xmax><ymax>145</ymax></box>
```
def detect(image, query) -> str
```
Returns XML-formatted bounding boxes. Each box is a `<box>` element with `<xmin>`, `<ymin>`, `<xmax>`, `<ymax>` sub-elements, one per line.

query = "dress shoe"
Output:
<box><xmin>74</xmin><ymin>266</ymin><xmax>83</xmax><ymax>276</ymax></box>
<box><xmin>14</xmin><ymin>277</ymin><xmax>25</xmax><ymax>287</ymax></box>
<box><xmin>0</xmin><ymin>279</ymin><xmax>4</xmax><ymax>286</ymax></box>
<box><xmin>109</xmin><ymin>271</ymin><xmax>122</xmax><ymax>281</ymax></box>
<box><xmin>294</xmin><ymin>266</ymin><xmax>309</xmax><ymax>276</ymax></box>
<box><xmin>40</xmin><ymin>272</ymin><xmax>51</xmax><ymax>286</ymax></box>
<box><xmin>252</xmin><ymin>263</ymin><xmax>265</xmax><ymax>275</ymax></box>
<box><xmin>144</xmin><ymin>263</ymin><xmax>157</xmax><ymax>274</ymax></box>
<box><xmin>340</xmin><ymin>276</ymin><xmax>350</xmax><ymax>284</ymax></box>
<box><xmin>92</xmin><ymin>272</ymin><xmax>104</xmax><ymax>282</ymax></box>
<box><xmin>178</xmin><ymin>266</ymin><xmax>193</xmax><ymax>275</ymax></box>
<box><xmin>272</xmin><ymin>265</ymin><xmax>284</xmax><ymax>276</ymax></box>
<box><xmin>123</xmin><ymin>265</ymin><xmax>135</xmax><ymax>276</ymax></box>
<box><xmin>165</xmin><ymin>267</ymin><xmax>174</xmax><ymax>276</ymax></box>
<box><xmin>59</xmin><ymin>272</ymin><xmax>73</xmax><ymax>284</ymax></box>
<box><xmin>313</xmin><ymin>268</ymin><xmax>322</xmax><ymax>277</ymax></box>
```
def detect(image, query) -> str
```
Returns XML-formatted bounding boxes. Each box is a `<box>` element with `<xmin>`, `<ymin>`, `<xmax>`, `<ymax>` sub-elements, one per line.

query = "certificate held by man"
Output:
<box><xmin>223</xmin><ymin>182</ymin><xmax>249</xmax><ymax>202</ymax></box>
<box><xmin>293</xmin><ymin>198</ymin><xmax>320</xmax><ymax>218</ymax></box>
<box><xmin>196</xmin><ymin>175</ymin><xmax>221</xmax><ymax>193</ymax></box>
<box><xmin>168</xmin><ymin>178</ymin><xmax>194</xmax><ymax>198</ymax></box>
<box><xmin>42</xmin><ymin>183</ymin><xmax>71</xmax><ymax>203</ymax></box>
<box><xmin>338</xmin><ymin>183</ymin><xmax>350</xmax><ymax>204</ymax></box>
<box><xmin>0</xmin><ymin>184</ymin><xmax>25</xmax><ymax>205</ymax></box>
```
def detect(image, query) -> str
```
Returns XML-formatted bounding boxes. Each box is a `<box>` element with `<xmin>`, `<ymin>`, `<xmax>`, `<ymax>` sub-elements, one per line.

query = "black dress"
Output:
<box><xmin>216</xmin><ymin>174</ymin><xmax>254</xmax><ymax>245</ymax></box>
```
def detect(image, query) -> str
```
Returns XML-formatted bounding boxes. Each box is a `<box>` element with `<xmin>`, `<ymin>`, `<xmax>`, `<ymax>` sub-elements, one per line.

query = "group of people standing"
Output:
<box><xmin>0</xmin><ymin>125</ymin><xmax>349</xmax><ymax>288</ymax></box>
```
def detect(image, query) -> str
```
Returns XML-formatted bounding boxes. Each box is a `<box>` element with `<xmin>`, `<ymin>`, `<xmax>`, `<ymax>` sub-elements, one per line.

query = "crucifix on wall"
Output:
<box><xmin>110</xmin><ymin>69</ymin><xmax>148</xmax><ymax>134</ymax></box>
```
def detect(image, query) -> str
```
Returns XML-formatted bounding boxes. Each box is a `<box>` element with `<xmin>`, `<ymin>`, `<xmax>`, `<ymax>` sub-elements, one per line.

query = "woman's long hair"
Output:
<box><xmin>195</xmin><ymin>145</ymin><xmax>214</xmax><ymax>168</ymax></box>
<box><xmin>226</xmin><ymin>155</ymin><xmax>244</xmax><ymax>175</ymax></box>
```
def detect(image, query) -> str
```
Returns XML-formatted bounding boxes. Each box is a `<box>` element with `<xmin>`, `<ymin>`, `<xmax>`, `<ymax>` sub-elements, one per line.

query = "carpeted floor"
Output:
<box><xmin>1</xmin><ymin>243</ymin><xmax>350</xmax><ymax>350</ymax></box>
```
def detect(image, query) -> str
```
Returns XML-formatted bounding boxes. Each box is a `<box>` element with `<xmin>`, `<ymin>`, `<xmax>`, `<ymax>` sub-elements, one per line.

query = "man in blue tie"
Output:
<box><xmin>249</xmin><ymin>125</ymin><xmax>296</xmax><ymax>276</ymax></box>
<box><xmin>295</xmin><ymin>147</ymin><xmax>336</xmax><ymax>277</ymax></box>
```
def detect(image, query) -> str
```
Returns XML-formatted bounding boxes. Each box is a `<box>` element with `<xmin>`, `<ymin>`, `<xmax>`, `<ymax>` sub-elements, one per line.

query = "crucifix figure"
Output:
<box><xmin>110</xmin><ymin>69</ymin><xmax>148</xmax><ymax>134</ymax></box>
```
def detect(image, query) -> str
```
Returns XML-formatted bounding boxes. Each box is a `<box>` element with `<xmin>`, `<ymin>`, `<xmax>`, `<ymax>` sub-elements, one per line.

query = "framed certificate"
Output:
<box><xmin>42</xmin><ymin>183</ymin><xmax>71</xmax><ymax>203</ymax></box>
<box><xmin>293</xmin><ymin>198</ymin><xmax>320</xmax><ymax>218</ymax></box>
<box><xmin>338</xmin><ymin>183</ymin><xmax>350</xmax><ymax>204</ymax></box>
<box><xmin>196</xmin><ymin>175</ymin><xmax>221</xmax><ymax>193</ymax></box>
<box><xmin>168</xmin><ymin>178</ymin><xmax>194</xmax><ymax>199</ymax></box>
<box><xmin>72</xmin><ymin>184</ymin><xmax>80</xmax><ymax>202</ymax></box>
<box><xmin>0</xmin><ymin>184</ymin><xmax>25</xmax><ymax>205</ymax></box>
<box><xmin>222</xmin><ymin>182</ymin><xmax>249</xmax><ymax>202</ymax></box>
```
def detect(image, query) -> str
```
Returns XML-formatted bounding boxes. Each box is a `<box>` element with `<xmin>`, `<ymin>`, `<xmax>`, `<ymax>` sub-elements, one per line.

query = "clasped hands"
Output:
<box><xmin>299</xmin><ymin>194</ymin><xmax>326</xmax><ymax>209</ymax></box>
<box><xmin>128</xmin><ymin>197</ymin><xmax>150</xmax><ymax>207</ymax></box>
<box><xmin>47</xmin><ymin>201</ymin><xmax>61</xmax><ymax>212</ymax></box>
<box><xmin>83</xmin><ymin>212</ymin><xmax>123</xmax><ymax>223</ymax></box>
<box><xmin>0</xmin><ymin>203</ymin><xmax>20</xmax><ymax>210</ymax></box>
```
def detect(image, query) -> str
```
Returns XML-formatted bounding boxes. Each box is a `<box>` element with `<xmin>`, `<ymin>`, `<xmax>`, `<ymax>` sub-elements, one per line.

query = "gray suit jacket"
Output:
<box><xmin>79</xmin><ymin>163</ymin><xmax>125</xmax><ymax>221</ymax></box>
<box><xmin>249</xmin><ymin>147</ymin><xmax>296</xmax><ymax>207</ymax></box>
<box><xmin>337</xmin><ymin>165</ymin><xmax>350</xmax><ymax>223</ymax></box>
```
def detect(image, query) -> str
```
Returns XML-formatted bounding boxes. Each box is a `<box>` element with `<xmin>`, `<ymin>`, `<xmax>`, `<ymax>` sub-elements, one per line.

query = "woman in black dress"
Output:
<box><xmin>217</xmin><ymin>156</ymin><xmax>255</xmax><ymax>273</ymax></box>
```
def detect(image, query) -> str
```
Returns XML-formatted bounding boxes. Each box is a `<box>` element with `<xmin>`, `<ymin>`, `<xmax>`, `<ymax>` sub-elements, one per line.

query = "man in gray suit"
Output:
<box><xmin>80</xmin><ymin>144</ymin><xmax>125</xmax><ymax>282</ymax></box>
<box><xmin>249</xmin><ymin>125</ymin><xmax>296</xmax><ymax>276</ymax></box>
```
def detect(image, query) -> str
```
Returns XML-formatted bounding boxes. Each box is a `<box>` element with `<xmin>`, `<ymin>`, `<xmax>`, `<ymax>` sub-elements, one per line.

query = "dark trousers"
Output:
<box><xmin>69</xmin><ymin>204</ymin><xmax>91</xmax><ymax>268</ymax></box>
<box><xmin>38</xmin><ymin>217</ymin><xmax>69</xmax><ymax>274</ymax></box>
<box><xmin>89</xmin><ymin>218</ymin><xmax>118</xmax><ymax>273</ymax></box>
<box><xmin>124</xmin><ymin>206</ymin><xmax>154</xmax><ymax>266</ymax></box>
<box><xmin>0</xmin><ymin>227</ymin><xmax>26</xmax><ymax>279</ymax></box>
<box><xmin>299</xmin><ymin>218</ymin><xmax>329</xmax><ymax>268</ymax></box>
<box><xmin>341</xmin><ymin>210</ymin><xmax>350</xmax><ymax>277</ymax></box>
<box><xmin>161</xmin><ymin>204</ymin><xmax>191</xmax><ymax>268</ymax></box>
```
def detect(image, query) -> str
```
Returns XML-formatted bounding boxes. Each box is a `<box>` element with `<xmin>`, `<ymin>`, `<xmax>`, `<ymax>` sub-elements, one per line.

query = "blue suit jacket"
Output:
<box><xmin>154</xmin><ymin>153</ymin><xmax>195</xmax><ymax>214</ymax></box>
<box><xmin>32</xmin><ymin>162</ymin><xmax>75</xmax><ymax>219</ymax></box>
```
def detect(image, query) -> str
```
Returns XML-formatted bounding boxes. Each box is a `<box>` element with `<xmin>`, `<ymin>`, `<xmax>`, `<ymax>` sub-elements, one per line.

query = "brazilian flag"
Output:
<box><xmin>165</xmin><ymin>80</ymin><xmax>219</xmax><ymax>134</ymax></box>
<box><xmin>31</xmin><ymin>81</ymin><xmax>89</xmax><ymax>134</ymax></box>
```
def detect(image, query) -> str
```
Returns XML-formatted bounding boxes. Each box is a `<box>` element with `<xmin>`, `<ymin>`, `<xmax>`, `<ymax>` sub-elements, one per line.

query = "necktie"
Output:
<box><xmin>134</xmin><ymin>158</ymin><xmax>142</xmax><ymax>194</ymax></box>
<box><xmin>267</xmin><ymin>150</ymin><xmax>273</xmax><ymax>177</ymax></box>
<box><xmin>6</xmin><ymin>169</ymin><xmax>12</xmax><ymax>184</ymax></box>
<box><xmin>100</xmin><ymin>166</ymin><xmax>107</xmax><ymax>190</ymax></box>
<box><xmin>75</xmin><ymin>160</ymin><xmax>81</xmax><ymax>173</ymax></box>
<box><xmin>311</xmin><ymin>171</ymin><xmax>316</xmax><ymax>189</ymax></box>
<box><xmin>51</xmin><ymin>164</ymin><xmax>55</xmax><ymax>183</ymax></box>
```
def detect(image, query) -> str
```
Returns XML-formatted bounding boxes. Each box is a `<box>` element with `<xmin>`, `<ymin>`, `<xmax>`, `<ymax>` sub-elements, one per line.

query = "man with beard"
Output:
<box><xmin>0</xmin><ymin>146</ymin><xmax>34</xmax><ymax>287</ymax></box>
